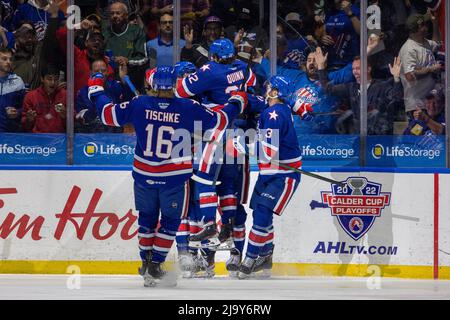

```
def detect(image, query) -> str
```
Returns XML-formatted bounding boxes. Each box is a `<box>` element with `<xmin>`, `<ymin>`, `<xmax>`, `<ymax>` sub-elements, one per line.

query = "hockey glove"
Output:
<box><xmin>298</xmin><ymin>104</ymin><xmax>315</xmax><ymax>121</ymax></box>
<box><xmin>228</xmin><ymin>91</ymin><xmax>248</xmax><ymax>113</ymax></box>
<box><xmin>87</xmin><ymin>72</ymin><xmax>106</xmax><ymax>101</ymax></box>
<box><xmin>225</xmin><ymin>135</ymin><xmax>248</xmax><ymax>158</ymax></box>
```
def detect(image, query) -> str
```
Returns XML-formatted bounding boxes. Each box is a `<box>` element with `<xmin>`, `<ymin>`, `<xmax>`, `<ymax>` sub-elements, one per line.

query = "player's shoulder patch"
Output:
<box><xmin>199</xmin><ymin>64</ymin><xmax>212</xmax><ymax>73</ymax></box>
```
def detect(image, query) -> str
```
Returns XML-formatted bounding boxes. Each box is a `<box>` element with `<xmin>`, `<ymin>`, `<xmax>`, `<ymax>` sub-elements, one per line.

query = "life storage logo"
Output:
<box><xmin>372</xmin><ymin>144</ymin><xmax>384</xmax><ymax>160</ymax></box>
<box><xmin>371</xmin><ymin>143</ymin><xmax>440</xmax><ymax>160</ymax></box>
<box><xmin>83</xmin><ymin>142</ymin><xmax>98</xmax><ymax>157</ymax></box>
<box><xmin>82</xmin><ymin>142</ymin><xmax>134</xmax><ymax>157</ymax></box>
<box><xmin>319</xmin><ymin>177</ymin><xmax>391</xmax><ymax>241</ymax></box>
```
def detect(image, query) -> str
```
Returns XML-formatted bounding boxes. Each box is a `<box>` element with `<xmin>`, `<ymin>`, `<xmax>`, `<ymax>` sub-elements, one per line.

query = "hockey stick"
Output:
<box><xmin>123</xmin><ymin>75</ymin><xmax>139</xmax><ymax>96</ymax></box>
<box><xmin>271</xmin><ymin>159</ymin><xmax>346</xmax><ymax>187</ymax></box>
<box><xmin>277</xmin><ymin>14</ymin><xmax>316</xmax><ymax>52</ymax></box>
<box><xmin>232</xmin><ymin>141</ymin><xmax>346</xmax><ymax>187</ymax></box>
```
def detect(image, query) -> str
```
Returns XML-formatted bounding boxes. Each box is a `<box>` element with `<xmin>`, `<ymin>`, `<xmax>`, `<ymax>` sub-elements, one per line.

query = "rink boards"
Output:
<box><xmin>0</xmin><ymin>168</ymin><xmax>449</xmax><ymax>280</ymax></box>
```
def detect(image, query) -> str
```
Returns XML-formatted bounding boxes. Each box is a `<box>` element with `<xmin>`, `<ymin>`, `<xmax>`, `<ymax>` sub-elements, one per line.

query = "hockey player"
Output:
<box><xmin>174</xmin><ymin>38</ymin><xmax>256</xmax><ymax>276</ymax></box>
<box><xmin>238</xmin><ymin>76</ymin><xmax>302</xmax><ymax>279</ymax></box>
<box><xmin>87</xmin><ymin>66</ymin><xmax>248</xmax><ymax>286</ymax></box>
<box><xmin>175</xmin><ymin>38</ymin><xmax>256</xmax><ymax>107</ymax></box>
<box><xmin>171</xmin><ymin>61</ymin><xmax>207</xmax><ymax>277</ymax></box>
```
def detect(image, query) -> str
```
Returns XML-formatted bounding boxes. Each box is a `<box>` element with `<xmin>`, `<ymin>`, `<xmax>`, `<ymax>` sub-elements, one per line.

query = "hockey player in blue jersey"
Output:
<box><xmin>237</xmin><ymin>76</ymin><xmax>302</xmax><ymax>279</ymax></box>
<box><xmin>171</xmin><ymin>61</ymin><xmax>211</xmax><ymax>277</ymax></box>
<box><xmin>175</xmin><ymin>38</ymin><xmax>257</xmax><ymax>277</ymax></box>
<box><xmin>175</xmin><ymin>39</ymin><xmax>254</xmax><ymax>231</ymax></box>
<box><xmin>87</xmin><ymin>66</ymin><xmax>248</xmax><ymax>286</ymax></box>
<box><xmin>175</xmin><ymin>38</ymin><xmax>256</xmax><ymax>106</ymax></box>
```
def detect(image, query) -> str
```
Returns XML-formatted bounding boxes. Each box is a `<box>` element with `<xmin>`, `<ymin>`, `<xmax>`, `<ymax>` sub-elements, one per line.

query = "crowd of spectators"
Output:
<box><xmin>0</xmin><ymin>0</ymin><xmax>446</xmax><ymax>138</ymax></box>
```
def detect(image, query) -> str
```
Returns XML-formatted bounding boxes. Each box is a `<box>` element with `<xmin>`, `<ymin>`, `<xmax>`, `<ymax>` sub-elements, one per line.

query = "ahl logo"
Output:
<box><xmin>83</xmin><ymin>142</ymin><xmax>98</xmax><ymax>157</ymax></box>
<box><xmin>319</xmin><ymin>177</ymin><xmax>391</xmax><ymax>241</ymax></box>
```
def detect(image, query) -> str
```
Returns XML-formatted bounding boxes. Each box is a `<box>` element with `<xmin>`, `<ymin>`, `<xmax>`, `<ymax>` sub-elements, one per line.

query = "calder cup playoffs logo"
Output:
<box><xmin>320</xmin><ymin>177</ymin><xmax>391</xmax><ymax>240</ymax></box>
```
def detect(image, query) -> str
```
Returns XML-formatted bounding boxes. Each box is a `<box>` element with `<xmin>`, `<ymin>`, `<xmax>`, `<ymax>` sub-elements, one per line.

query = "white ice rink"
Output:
<box><xmin>1</xmin><ymin>275</ymin><xmax>450</xmax><ymax>300</ymax></box>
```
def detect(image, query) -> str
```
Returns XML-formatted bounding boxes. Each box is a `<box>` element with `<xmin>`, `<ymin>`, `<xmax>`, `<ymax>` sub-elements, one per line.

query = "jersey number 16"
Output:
<box><xmin>144</xmin><ymin>124</ymin><xmax>174</xmax><ymax>159</ymax></box>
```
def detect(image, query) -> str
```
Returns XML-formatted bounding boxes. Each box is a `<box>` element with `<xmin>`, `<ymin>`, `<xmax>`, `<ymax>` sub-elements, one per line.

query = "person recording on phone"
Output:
<box><xmin>403</xmin><ymin>86</ymin><xmax>445</xmax><ymax>136</ymax></box>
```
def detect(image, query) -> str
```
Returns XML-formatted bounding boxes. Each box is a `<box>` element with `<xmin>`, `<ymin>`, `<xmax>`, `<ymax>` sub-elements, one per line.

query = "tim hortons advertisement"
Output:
<box><xmin>0</xmin><ymin>170</ymin><xmax>438</xmax><ymax>269</ymax></box>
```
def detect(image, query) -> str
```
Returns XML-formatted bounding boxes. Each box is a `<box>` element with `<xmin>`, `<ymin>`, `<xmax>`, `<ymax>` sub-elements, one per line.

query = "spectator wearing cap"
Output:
<box><xmin>12</xmin><ymin>1</ymin><xmax>60</xmax><ymax>90</ymax></box>
<box><xmin>224</xmin><ymin>2</ymin><xmax>268</xmax><ymax>63</ymax></box>
<box><xmin>12</xmin><ymin>0</ymin><xmax>66</xmax><ymax>42</ymax></box>
<box><xmin>209</xmin><ymin>0</ymin><xmax>235</xmax><ymax>29</ymax></box>
<box><xmin>103</xmin><ymin>1</ymin><xmax>148</xmax><ymax>92</ymax></box>
<box><xmin>316</xmin><ymin>0</ymin><xmax>361</xmax><ymax>69</ymax></box>
<box><xmin>0</xmin><ymin>47</ymin><xmax>25</xmax><ymax>132</ymax></box>
<box><xmin>404</xmin><ymin>86</ymin><xmax>445</xmax><ymax>136</ymax></box>
<box><xmin>399</xmin><ymin>12</ymin><xmax>442</xmax><ymax>117</ymax></box>
<box><xmin>74</xmin><ymin>13</ymin><xmax>102</xmax><ymax>50</ymax></box>
<box><xmin>278</xmin><ymin>12</ymin><xmax>318</xmax><ymax>69</ymax></box>
<box><xmin>146</xmin><ymin>13</ymin><xmax>186</xmax><ymax>67</ymax></box>
<box><xmin>21</xmin><ymin>64</ymin><xmax>67</xmax><ymax>133</ymax></box>
<box><xmin>56</xmin><ymin>19</ymin><xmax>114</xmax><ymax>97</ymax></box>
<box><xmin>181</xmin><ymin>15</ymin><xmax>223</xmax><ymax>67</ymax></box>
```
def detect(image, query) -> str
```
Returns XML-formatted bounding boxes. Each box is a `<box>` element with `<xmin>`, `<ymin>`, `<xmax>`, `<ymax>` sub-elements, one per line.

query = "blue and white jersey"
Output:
<box><xmin>324</xmin><ymin>4</ymin><xmax>361</xmax><ymax>67</ymax></box>
<box><xmin>175</xmin><ymin>60</ymin><xmax>256</xmax><ymax>106</ymax></box>
<box><xmin>12</xmin><ymin>2</ymin><xmax>65</xmax><ymax>41</ymax></box>
<box><xmin>287</xmin><ymin>65</ymin><xmax>353</xmax><ymax>134</ymax></box>
<box><xmin>94</xmin><ymin>93</ymin><xmax>243</xmax><ymax>187</ymax></box>
<box><xmin>280</xmin><ymin>38</ymin><xmax>310</xmax><ymax>69</ymax></box>
<box><xmin>76</xmin><ymin>80</ymin><xmax>134</xmax><ymax>123</ymax></box>
<box><xmin>256</xmin><ymin>102</ymin><xmax>302</xmax><ymax>176</ymax></box>
<box><xmin>0</xmin><ymin>73</ymin><xmax>25</xmax><ymax>132</ymax></box>
<box><xmin>254</xmin><ymin>58</ymin><xmax>354</xmax><ymax>134</ymax></box>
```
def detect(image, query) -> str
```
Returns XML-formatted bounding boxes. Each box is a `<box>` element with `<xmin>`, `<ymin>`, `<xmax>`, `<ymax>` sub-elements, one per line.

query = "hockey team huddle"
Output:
<box><xmin>88</xmin><ymin>38</ymin><xmax>312</xmax><ymax>287</ymax></box>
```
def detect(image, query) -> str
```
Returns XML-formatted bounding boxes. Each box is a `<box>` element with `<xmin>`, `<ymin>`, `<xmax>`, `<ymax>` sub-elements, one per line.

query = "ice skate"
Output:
<box><xmin>188</xmin><ymin>221</ymin><xmax>221</xmax><ymax>249</ymax></box>
<box><xmin>238</xmin><ymin>257</ymin><xmax>256</xmax><ymax>279</ymax></box>
<box><xmin>191</xmin><ymin>250</ymin><xmax>215</xmax><ymax>278</ymax></box>
<box><xmin>138</xmin><ymin>252</ymin><xmax>156</xmax><ymax>287</ymax></box>
<box><xmin>226</xmin><ymin>248</ymin><xmax>241</xmax><ymax>277</ymax></box>
<box><xmin>218</xmin><ymin>223</ymin><xmax>233</xmax><ymax>242</ymax></box>
<box><xmin>252</xmin><ymin>254</ymin><xmax>273</xmax><ymax>278</ymax></box>
<box><xmin>178</xmin><ymin>252</ymin><xmax>196</xmax><ymax>278</ymax></box>
<box><xmin>139</xmin><ymin>252</ymin><xmax>177</xmax><ymax>287</ymax></box>
<box><xmin>252</xmin><ymin>246</ymin><xmax>274</xmax><ymax>278</ymax></box>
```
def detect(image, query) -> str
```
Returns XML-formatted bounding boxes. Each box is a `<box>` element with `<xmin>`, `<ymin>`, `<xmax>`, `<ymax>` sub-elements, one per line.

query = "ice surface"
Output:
<box><xmin>0</xmin><ymin>275</ymin><xmax>449</xmax><ymax>300</ymax></box>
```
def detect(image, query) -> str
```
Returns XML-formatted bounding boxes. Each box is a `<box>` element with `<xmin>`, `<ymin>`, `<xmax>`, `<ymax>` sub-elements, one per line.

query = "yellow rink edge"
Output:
<box><xmin>0</xmin><ymin>260</ymin><xmax>448</xmax><ymax>279</ymax></box>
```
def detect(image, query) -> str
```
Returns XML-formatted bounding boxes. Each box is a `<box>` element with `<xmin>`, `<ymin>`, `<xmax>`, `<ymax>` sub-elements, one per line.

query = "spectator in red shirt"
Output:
<box><xmin>21</xmin><ymin>64</ymin><xmax>67</xmax><ymax>133</ymax></box>
<box><xmin>56</xmin><ymin>20</ymin><xmax>114</xmax><ymax>97</ymax></box>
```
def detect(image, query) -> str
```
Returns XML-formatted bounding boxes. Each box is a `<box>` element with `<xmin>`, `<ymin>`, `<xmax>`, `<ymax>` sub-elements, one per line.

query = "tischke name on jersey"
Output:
<box><xmin>145</xmin><ymin>110</ymin><xmax>181</xmax><ymax>123</ymax></box>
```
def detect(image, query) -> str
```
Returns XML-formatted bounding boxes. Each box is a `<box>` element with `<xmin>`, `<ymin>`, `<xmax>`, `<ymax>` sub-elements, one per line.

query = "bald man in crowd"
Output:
<box><xmin>103</xmin><ymin>0</ymin><xmax>148</xmax><ymax>91</ymax></box>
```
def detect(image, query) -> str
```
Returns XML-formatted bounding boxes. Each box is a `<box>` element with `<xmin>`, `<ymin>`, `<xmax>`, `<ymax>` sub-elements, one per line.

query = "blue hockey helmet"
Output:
<box><xmin>264</xmin><ymin>76</ymin><xmax>290</xmax><ymax>99</ymax></box>
<box><xmin>209</xmin><ymin>38</ymin><xmax>235</xmax><ymax>60</ymax></box>
<box><xmin>174</xmin><ymin>61</ymin><xmax>197</xmax><ymax>78</ymax></box>
<box><xmin>152</xmin><ymin>66</ymin><xmax>175</xmax><ymax>90</ymax></box>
